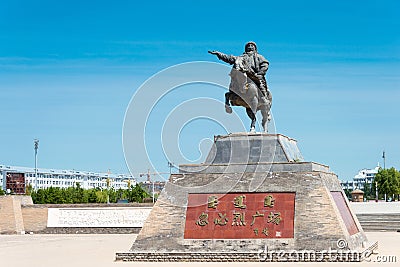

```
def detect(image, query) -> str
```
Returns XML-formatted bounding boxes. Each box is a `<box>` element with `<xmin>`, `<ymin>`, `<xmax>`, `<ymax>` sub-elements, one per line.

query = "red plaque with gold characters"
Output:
<box><xmin>184</xmin><ymin>193</ymin><xmax>295</xmax><ymax>239</ymax></box>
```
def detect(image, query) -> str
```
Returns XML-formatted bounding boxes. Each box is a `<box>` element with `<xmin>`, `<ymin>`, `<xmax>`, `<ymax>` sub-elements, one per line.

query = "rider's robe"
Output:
<box><xmin>216</xmin><ymin>51</ymin><xmax>269</xmax><ymax>92</ymax></box>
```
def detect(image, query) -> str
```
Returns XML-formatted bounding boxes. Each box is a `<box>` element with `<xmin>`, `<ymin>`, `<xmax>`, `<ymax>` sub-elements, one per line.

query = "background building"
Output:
<box><xmin>340</xmin><ymin>165</ymin><xmax>380</xmax><ymax>191</ymax></box>
<box><xmin>0</xmin><ymin>164</ymin><xmax>136</xmax><ymax>194</ymax></box>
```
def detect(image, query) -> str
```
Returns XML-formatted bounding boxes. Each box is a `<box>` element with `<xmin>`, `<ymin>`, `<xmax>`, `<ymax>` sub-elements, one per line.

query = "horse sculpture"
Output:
<box><xmin>224</xmin><ymin>57</ymin><xmax>272</xmax><ymax>132</ymax></box>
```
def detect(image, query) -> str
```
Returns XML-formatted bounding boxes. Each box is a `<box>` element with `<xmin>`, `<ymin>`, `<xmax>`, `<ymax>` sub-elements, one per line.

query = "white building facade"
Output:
<box><xmin>0</xmin><ymin>164</ymin><xmax>136</xmax><ymax>193</ymax></box>
<box><xmin>340</xmin><ymin>165</ymin><xmax>380</xmax><ymax>191</ymax></box>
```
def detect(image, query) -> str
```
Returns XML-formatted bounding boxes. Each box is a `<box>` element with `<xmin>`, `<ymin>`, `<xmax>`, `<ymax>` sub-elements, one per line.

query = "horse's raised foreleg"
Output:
<box><xmin>224</xmin><ymin>92</ymin><xmax>232</xmax><ymax>114</ymax></box>
<box><xmin>260</xmin><ymin>108</ymin><xmax>269</xmax><ymax>132</ymax></box>
<box><xmin>246</xmin><ymin>108</ymin><xmax>256</xmax><ymax>133</ymax></box>
<box><xmin>259</xmin><ymin>95</ymin><xmax>272</xmax><ymax>132</ymax></box>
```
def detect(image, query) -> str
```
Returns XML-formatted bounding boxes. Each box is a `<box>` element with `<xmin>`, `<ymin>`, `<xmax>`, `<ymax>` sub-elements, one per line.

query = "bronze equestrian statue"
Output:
<box><xmin>209</xmin><ymin>41</ymin><xmax>272</xmax><ymax>132</ymax></box>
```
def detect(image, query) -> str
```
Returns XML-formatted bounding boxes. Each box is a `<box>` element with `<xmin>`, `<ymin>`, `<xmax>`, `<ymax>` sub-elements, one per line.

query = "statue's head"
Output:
<box><xmin>245</xmin><ymin>41</ymin><xmax>257</xmax><ymax>52</ymax></box>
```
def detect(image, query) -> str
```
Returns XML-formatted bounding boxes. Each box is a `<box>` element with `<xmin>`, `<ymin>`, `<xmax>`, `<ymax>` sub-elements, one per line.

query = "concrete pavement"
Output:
<box><xmin>0</xmin><ymin>232</ymin><xmax>399</xmax><ymax>266</ymax></box>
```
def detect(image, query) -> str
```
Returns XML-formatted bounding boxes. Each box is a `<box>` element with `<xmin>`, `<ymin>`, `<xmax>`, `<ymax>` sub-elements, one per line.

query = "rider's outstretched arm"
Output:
<box><xmin>208</xmin><ymin>51</ymin><xmax>236</xmax><ymax>65</ymax></box>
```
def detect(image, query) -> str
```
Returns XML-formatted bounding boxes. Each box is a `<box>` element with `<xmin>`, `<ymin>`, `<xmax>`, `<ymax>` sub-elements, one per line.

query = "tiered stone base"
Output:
<box><xmin>116</xmin><ymin>133</ymin><xmax>373</xmax><ymax>262</ymax></box>
<box><xmin>116</xmin><ymin>241</ymin><xmax>377</xmax><ymax>262</ymax></box>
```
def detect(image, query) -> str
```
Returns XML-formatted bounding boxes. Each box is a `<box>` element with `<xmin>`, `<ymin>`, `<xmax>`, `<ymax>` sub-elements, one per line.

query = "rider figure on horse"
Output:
<box><xmin>209</xmin><ymin>41</ymin><xmax>271</xmax><ymax>105</ymax></box>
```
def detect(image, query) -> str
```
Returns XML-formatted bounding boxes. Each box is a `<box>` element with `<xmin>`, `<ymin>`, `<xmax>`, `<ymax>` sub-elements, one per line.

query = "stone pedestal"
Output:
<box><xmin>116</xmin><ymin>133</ymin><xmax>374</xmax><ymax>262</ymax></box>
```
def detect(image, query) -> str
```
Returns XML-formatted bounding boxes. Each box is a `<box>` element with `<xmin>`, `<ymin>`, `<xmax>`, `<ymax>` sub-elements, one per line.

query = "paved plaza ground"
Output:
<box><xmin>0</xmin><ymin>232</ymin><xmax>399</xmax><ymax>267</ymax></box>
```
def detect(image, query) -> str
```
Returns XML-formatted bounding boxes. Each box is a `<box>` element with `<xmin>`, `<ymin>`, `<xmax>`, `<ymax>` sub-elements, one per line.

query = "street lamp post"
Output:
<box><xmin>34</xmin><ymin>139</ymin><xmax>39</xmax><ymax>190</ymax></box>
<box><xmin>364</xmin><ymin>178</ymin><xmax>367</xmax><ymax>201</ymax></box>
<box><xmin>106</xmin><ymin>169</ymin><xmax>111</xmax><ymax>204</ymax></box>
<box><xmin>100</xmin><ymin>177</ymin><xmax>111</xmax><ymax>204</ymax></box>
<box><xmin>382</xmin><ymin>151</ymin><xmax>386</xmax><ymax>170</ymax></box>
<box><xmin>106</xmin><ymin>178</ymin><xmax>110</xmax><ymax>204</ymax></box>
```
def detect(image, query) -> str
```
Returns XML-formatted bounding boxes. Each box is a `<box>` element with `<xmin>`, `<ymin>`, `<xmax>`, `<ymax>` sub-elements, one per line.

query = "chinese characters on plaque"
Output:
<box><xmin>184</xmin><ymin>193</ymin><xmax>295</xmax><ymax>239</ymax></box>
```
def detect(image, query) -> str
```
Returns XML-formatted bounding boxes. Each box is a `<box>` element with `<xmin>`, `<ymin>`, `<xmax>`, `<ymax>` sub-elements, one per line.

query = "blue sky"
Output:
<box><xmin>0</xmin><ymin>0</ymin><xmax>399</xmax><ymax>181</ymax></box>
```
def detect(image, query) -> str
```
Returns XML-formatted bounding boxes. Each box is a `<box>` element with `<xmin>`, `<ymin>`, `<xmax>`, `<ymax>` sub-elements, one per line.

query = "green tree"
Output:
<box><xmin>343</xmin><ymin>189</ymin><xmax>351</xmax><ymax>200</ymax></box>
<box><xmin>128</xmin><ymin>184</ymin><xmax>150</xmax><ymax>203</ymax></box>
<box><xmin>108</xmin><ymin>188</ymin><xmax>118</xmax><ymax>203</ymax></box>
<box><xmin>374</xmin><ymin>167</ymin><xmax>400</xmax><ymax>201</ymax></box>
<box><xmin>32</xmin><ymin>189</ymin><xmax>46</xmax><ymax>204</ymax></box>
<box><xmin>72</xmin><ymin>182</ymin><xmax>88</xmax><ymax>203</ymax></box>
<box><xmin>363</xmin><ymin>182</ymin><xmax>374</xmax><ymax>200</ymax></box>
<box><xmin>63</xmin><ymin>187</ymin><xmax>74</xmax><ymax>203</ymax></box>
<box><xmin>116</xmin><ymin>188</ymin><xmax>125</xmax><ymax>202</ymax></box>
<box><xmin>25</xmin><ymin>184</ymin><xmax>33</xmax><ymax>196</ymax></box>
<box><xmin>0</xmin><ymin>188</ymin><xmax>5</xmax><ymax>196</ymax></box>
<box><xmin>390</xmin><ymin>168</ymin><xmax>400</xmax><ymax>200</ymax></box>
<box><xmin>85</xmin><ymin>188</ymin><xmax>98</xmax><ymax>203</ymax></box>
<box><xmin>95</xmin><ymin>190</ymin><xmax>108</xmax><ymax>203</ymax></box>
<box><xmin>30</xmin><ymin>183</ymin><xmax>152</xmax><ymax>204</ymax></box>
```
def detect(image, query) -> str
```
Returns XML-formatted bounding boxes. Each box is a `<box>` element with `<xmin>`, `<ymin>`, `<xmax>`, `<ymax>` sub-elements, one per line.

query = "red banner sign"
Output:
<box><xmin>184</xmin><ymin>192</ymin><xmax>295</xmax><ymax>239</ymax></box>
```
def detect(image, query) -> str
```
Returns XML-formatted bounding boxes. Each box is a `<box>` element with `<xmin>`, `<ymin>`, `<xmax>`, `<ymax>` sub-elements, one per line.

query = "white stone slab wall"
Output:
<box><xmin>47</xmin><ymin>207</ymin><xmax>151</xmax><ymax>227</ymax></box>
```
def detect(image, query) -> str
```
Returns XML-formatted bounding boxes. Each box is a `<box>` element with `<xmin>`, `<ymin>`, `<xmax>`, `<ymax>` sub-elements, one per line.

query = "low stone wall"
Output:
<box><xmin>22</xmin><ymin>204</ymin><xmax>48</xmax><ymax>233</ymax></box>
<box><xmin>22</xmin><ymin>203</ymin><xmax>152</xmax><ymax>234</ymax></box>
<box><xmin>47</xmin><ymin>207</ymin><xmax>150</xmax><ymax>228</ymax></box>
<box><xmin>37</xmin><ymin>227</ymin><xmax>141</xmax><ymax>234</ymax></box>
<box><xmin>0</xmin><ymin>195</ymin><xmax>153</xmax><ymax>234</ymax></box>
<box><xmin>350</xmin><ymin>201</ymin><xmax>400</xmax><ymax>214</ymax></box>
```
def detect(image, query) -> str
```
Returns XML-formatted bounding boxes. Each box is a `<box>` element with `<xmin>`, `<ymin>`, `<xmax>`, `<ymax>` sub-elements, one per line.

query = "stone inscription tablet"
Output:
<box><xmin>184</xmin><ymin>193</ymin><xmax>295</xmax><ymax>239</ymax></box>
<box><xmin>47</xmin><ymin>207</ymin><xmax>151</xmax><ymax>228</ymax></box>
<box><xmin>331</xmin><ymin>191</ymin><xmax>359</xmax><ymax>235</ymax></box>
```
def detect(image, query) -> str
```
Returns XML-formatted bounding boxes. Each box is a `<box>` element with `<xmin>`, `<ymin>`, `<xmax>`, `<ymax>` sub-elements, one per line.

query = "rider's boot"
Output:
<box><xmin>260</xmin><ymin>88</ymin><xmax>268</xmax><ymax>103</ymax></box>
